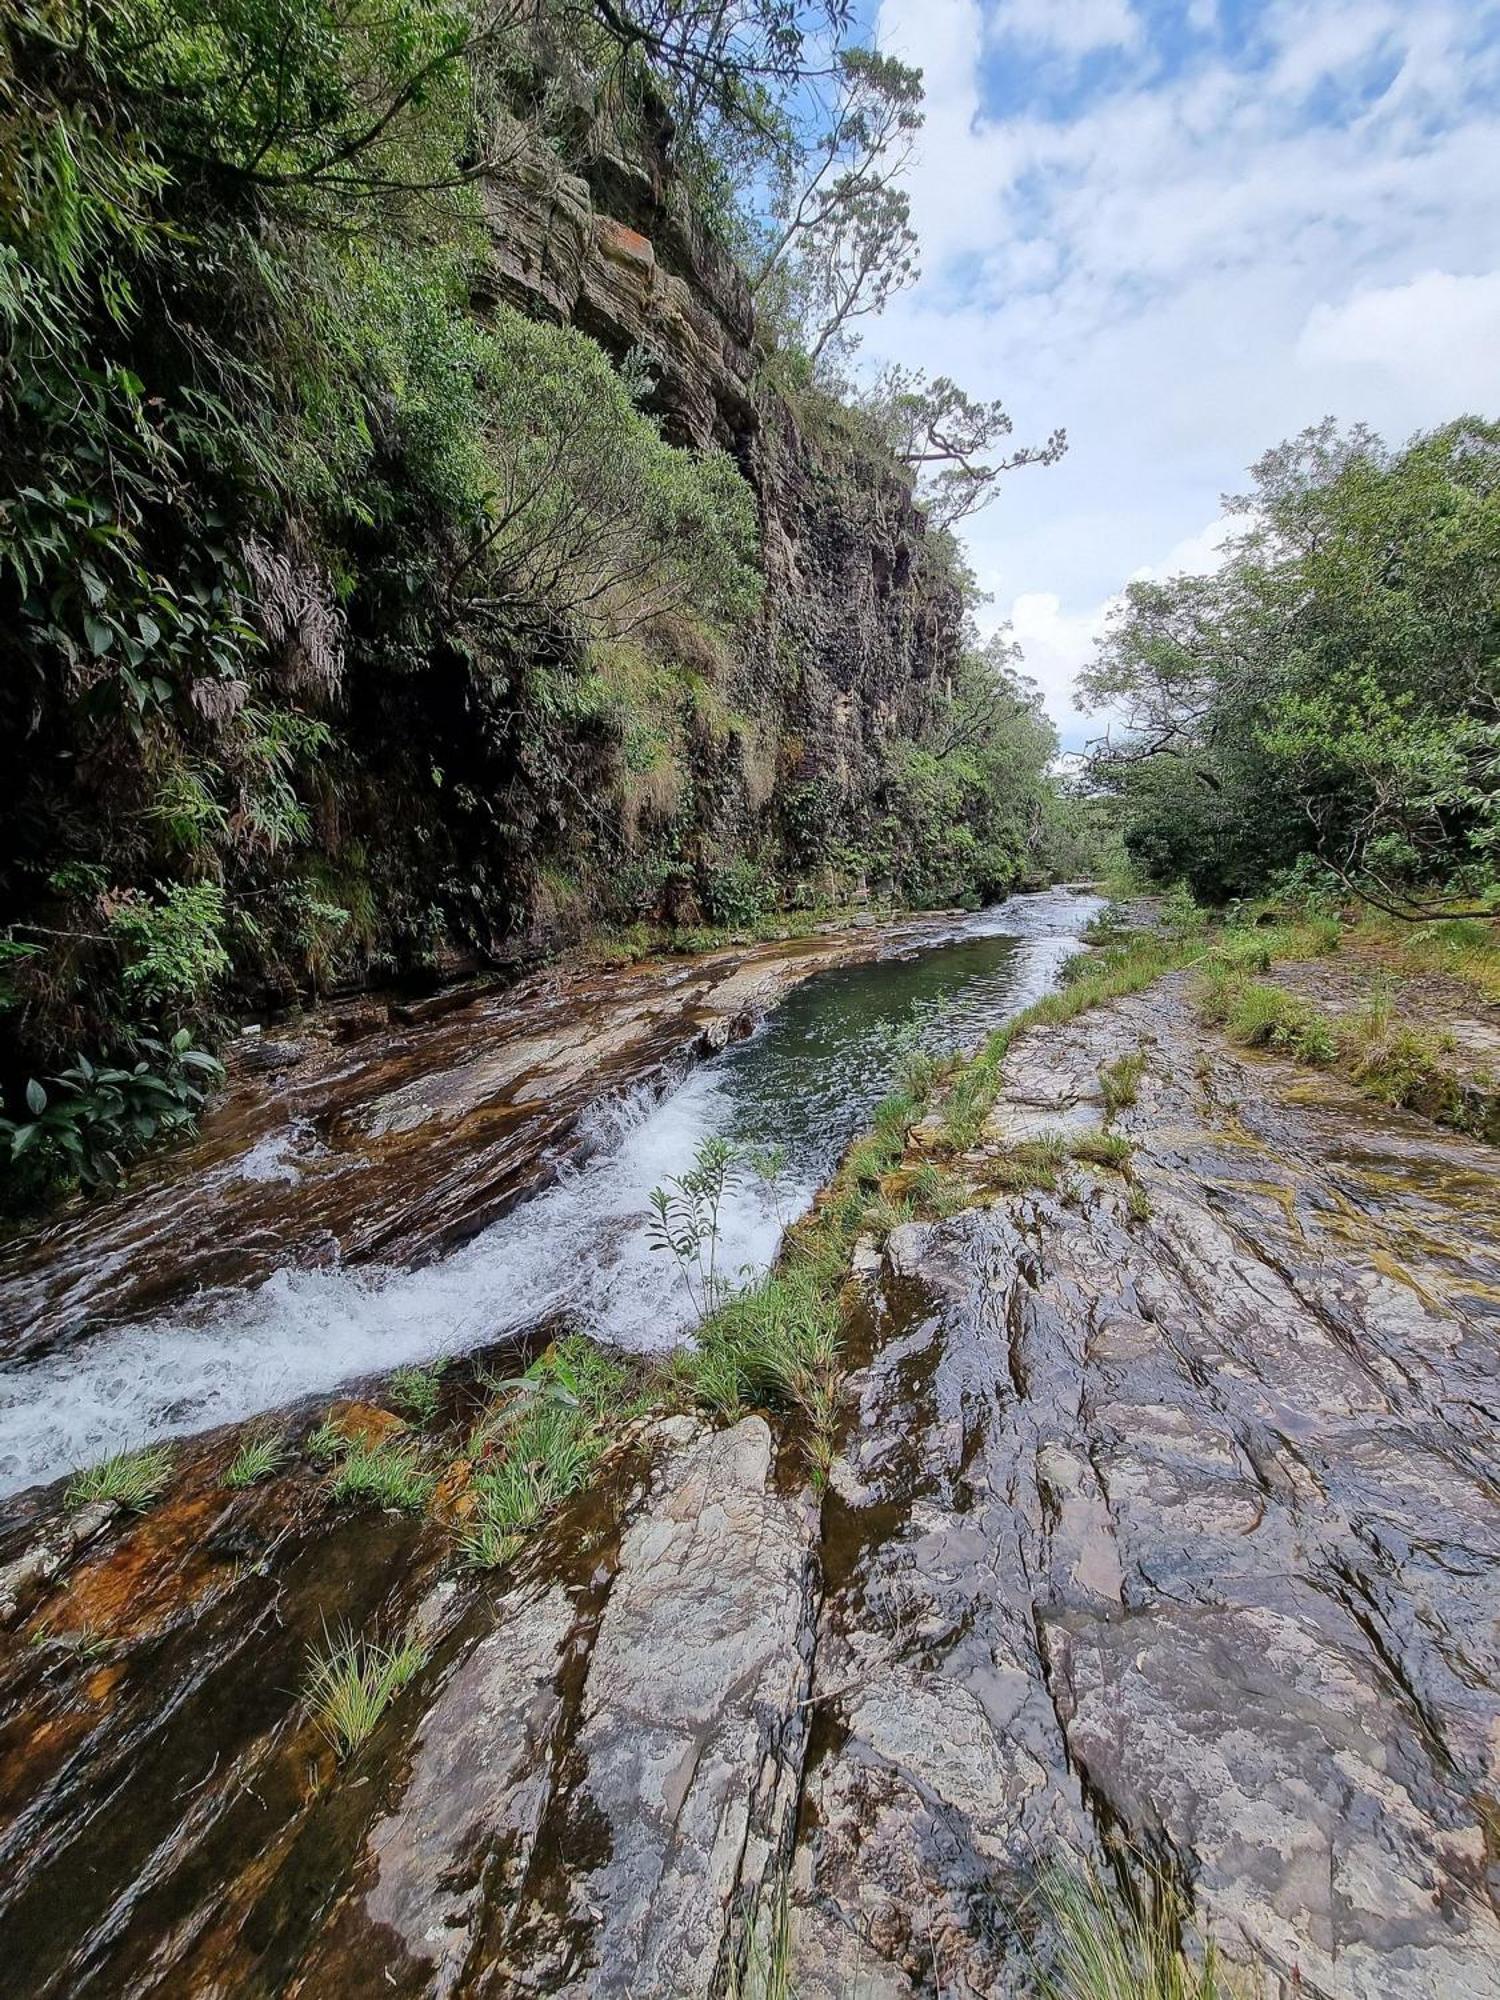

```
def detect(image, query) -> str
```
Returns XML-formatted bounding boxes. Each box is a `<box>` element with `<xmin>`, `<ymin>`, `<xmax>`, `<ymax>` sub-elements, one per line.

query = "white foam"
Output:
<box><xmin>0</xmin><ymin>1065</ymin><xmax>787</xmax><ymax>1494</ymax></box>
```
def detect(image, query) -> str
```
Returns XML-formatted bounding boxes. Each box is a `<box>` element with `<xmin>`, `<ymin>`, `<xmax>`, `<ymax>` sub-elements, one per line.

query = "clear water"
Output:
<box><xmin>0</xmin><ymin>889</ymin><xmax>1099</xmax><ymax>1496</ymax></box>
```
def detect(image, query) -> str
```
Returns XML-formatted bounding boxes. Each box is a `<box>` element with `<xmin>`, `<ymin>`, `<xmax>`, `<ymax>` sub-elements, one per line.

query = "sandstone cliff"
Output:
<box><xmin>477</xmin><ymin>114</ymin><xmax>963</xmax><ymax>924</ymax></box>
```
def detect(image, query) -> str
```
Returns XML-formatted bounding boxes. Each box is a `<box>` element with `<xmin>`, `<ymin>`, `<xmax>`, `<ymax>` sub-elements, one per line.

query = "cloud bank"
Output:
<box><xmin>863</xmin><ymin>0</ymin><xmax>1500</xmax><ymax>746</ymax></box>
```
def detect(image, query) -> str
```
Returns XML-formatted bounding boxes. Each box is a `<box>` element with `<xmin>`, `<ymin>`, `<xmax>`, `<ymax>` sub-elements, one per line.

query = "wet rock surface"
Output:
<box><xmin>0</xmin><ymin>1414</ymin><xmax>817</xmax><ymax>1998</ymax></box>
<box><xmin>0</xmin><ymin>914</ymin><xmax>961</xmax><ymax>1359</ymax></box>
<box><xmin>794</xmin><ymin>967</ymin><xmax>1500</xmax><ymax>1996</ymax></box>
<box><xmin>4</xmin><ymin>952</ymin><xmax>1500</xmax><ymax>1996</ymax></box>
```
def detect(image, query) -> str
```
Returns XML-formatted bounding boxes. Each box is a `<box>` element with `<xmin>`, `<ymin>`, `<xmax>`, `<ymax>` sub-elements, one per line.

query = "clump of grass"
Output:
<box><xmin>727</xmin><ymin>1875</ymin><xmax>797</xmax><ymax>2000</ymax></box>
<box><xmin>30</xmin><ymin>1622</ymin><xmax>113</xmax><ymax>1662</ymax></box>
<box><xmin>1070</xmin><ymin>1132</ymin><xmax>1132</xmax><ymax>1170</ymax></box>
<box><xmin>1099</xmin><ymin>1051</ymin><xmax>1147</xmax><ymax>1117</ymax></box>
<box><xmin>859</xmin><ymin>1189</ymin><xmax>917</xmax><ymax>1239</ymax></box>
<box><xmin>1030</xmin><ymin>1858</ymin><xmax>1238</xmax><ymax>1999</ymax></box>
<box><xmin>983</xmin><ymin>1135</ymin><xmax>1070</xmax><ymax>1194</ymax></box>
<box><xmin>458</xmin><ymin>1339</ymin><xmax>628</xmax><ymax>1569</ymax></box>
<box><xmin>225</xmin><ymin>1430</ymin><xmax>289</xmax><ymax>1490</ymax></box>
<box><xmin>1336</xmin><ymin>990</ymin><xmax>1460</xmax><ymax>1115</ymax></box>
<box><xmin>1126</xmin><ymin>1181</ymin><xmax>1153</xmax><ymax>1225</ymax></box>
<box><xmin>1365</xmin><ymin>913</ymin><xmax>1500</xmax><ymax>1005</ymax></box>
<box><xmin>65</xmin><ymin>1443</ymin><xmax>174</xmax><ymax>1513</ymax></box>
<box><xmin>689</xmin><ymin>1265</ymin><xmax>845</xmax><ymax>1485</ymax></box>
<box><xmin>387</xmin><ymin>1360</ymin><xmax>449</xmax><ymax>1426</ymax></box>
<box><xmin>328</xmin><ymin>1435</ymin><xmax>434</xmax><ymax>1512</ymax></box>
<box><xmin>908</xmin><ymin>1158</ymin><xmax>970</xmax><ymax>1217</ymax></box>
<box><xmin>1199</xmin><ymin>974</ymin><xmax>1336</xmax><ymax>1065</ymax></box>
<box><xmin>306</xmin><ymin>1415</ymin><xmax>349</xmax><ymax>1462</ymax></box>
<box><xmin>304</xmin><ymin>1625</ymin><xmax>428</xmax><ymax>1759</ymax></box>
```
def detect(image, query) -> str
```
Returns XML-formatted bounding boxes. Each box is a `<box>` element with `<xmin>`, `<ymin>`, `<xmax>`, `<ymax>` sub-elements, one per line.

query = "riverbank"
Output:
<box><xmin>4</xmin><ymin>904</ymin><xmax>1499</xmax><ymax>1996</ymax></box>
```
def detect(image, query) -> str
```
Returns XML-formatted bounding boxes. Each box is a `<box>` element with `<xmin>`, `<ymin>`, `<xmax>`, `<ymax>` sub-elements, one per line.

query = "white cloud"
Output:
<box><xmin>867</xmin><ymin>0</ymin><xmax>1500</xmax><ymax>737</ymax></box>
<box><xmin>1297</xmin><ymin>270</ymin><xmax>1500</xmax><ymax>416</ymax></box>
<box><xmin>998</xmin><ymin>516</ymin><xmax>1234</xmax><ymax>749</ymax></box>
<box><xmin>991</xmin><ymin>0</ymin><xmax>1140</xmax><ymax>58</ymax></box>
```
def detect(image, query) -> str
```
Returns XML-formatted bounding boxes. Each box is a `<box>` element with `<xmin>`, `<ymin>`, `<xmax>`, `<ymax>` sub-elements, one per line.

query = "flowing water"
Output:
<box><xmin>0</xmin><ymin>890</ymin><xmax>1099</xmax><ymax>1498</ymax></box>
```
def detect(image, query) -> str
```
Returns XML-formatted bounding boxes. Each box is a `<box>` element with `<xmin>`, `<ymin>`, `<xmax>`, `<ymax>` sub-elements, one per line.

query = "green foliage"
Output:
<box><xmin>458</xmin><ymin>1338</ymin><xmax>626</xmax><ymax>1568</ymax></box>
<box><xmin>224</xmin><ymin>1429</ymin><xmax>289</xmax><ymax>1489</ymax></box>
<box><xmin>702</xmin><ymin>856</ymin><xmax>778</xmax><ymax>929</ymax></box>
<box><xmin>1098</xmin><ymin>1052</ymin><xmax>1146</xmax><ymax>1117</ymax></box>
<box><xmin>304</xmin><ymin>1624</ymin><xmax>428</xmax><ymax>1759</ymax></box>
<box><xmin>1084</xmin><ymin>418</ymin><xmax>1500</xmax><ymax>913</ymax></box>
<box><xmin>327</xmin><ymin>1433</ymin><xmax>434</xmax><ymax>1511</ymax></box>
<box><xmin>0</xmin><ymin>1028</ymin><xmax>223</xmax><ymax>1201</ymax></box>
<box><xmin>647</xmin><ymin>1135</ymin><xmax>745</xmax><ymax>1319</ymax></box>
<box><xmin>387</xmin><ymin>1361</ymin><xmax>448</xmax><ymax>1425</ymax></box>
<box><xmin>1030</xmin><ymin>1857</ymin><xmax>1236</xmax><ymax>1999</ymax></box>
<box><xmin>849</xmin><ymin>633</ymin><xmax>1059</xmax><ymax>907</ymax></box>
<box><xmin>0</xmin><ymin>0</ymin><xmax>763</xmax><ymax>1158</ymax></box>
<box><xmin>110</xmin><ymin>883</ymin><xmax>230</xmax><ymax>1008</ymax></box>
<box><xmin>66</xmin><ymin>1442</ymin><xmax>174</xmax><ymax>1512</ymax></box>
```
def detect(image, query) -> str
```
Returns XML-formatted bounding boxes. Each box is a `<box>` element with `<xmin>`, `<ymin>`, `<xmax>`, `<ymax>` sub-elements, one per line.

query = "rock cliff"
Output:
<box><xmin>478</xmin><ymin>115</ymin><xmax>962</xmax><ymax>912</ymax></box>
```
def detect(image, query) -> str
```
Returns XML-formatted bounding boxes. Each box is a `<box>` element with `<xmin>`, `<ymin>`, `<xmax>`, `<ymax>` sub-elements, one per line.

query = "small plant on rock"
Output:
<box><xmin>387</xmin><ymin>1361</ymin><xmax>448</xmax><ymax>1425</ymax></box>
<box><xmin>1098</xmin><ymin>1051</ymin><xmax>1146</xmax><ymax>1118</ymax></box>
<box><xmin>328</xmin><ymin>1435</ymin><xmax>433</xmax><ymax>1512</ymax></box>
<box><xmin>1030</xmin><ymin>1855</ymin><xmax>1236</xmax><ymax>1999</ymax></box>
<box><xmin>304</xmin><ymin>1625</ymin><xmax>428</xmax><ymax>1759</ymax></box>
<box><xmin>225</xmin><ymin>1430</ymin><xmax>289</xmax><ymax>1489</ymax></box>
<box><xmin>647</xmin><ymin>1135</ymin><xmax>742</xmax><ymax>1319</ymax></box>
<box><xmin>66</xmin><ymin>1443</ymin><xmax>174</xmax><ymax>1513</ymax></box>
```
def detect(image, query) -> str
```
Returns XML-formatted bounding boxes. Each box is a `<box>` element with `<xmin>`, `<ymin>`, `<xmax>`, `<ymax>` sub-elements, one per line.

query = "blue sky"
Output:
<box><xmin>852</xmin><ymin>0</ymin><xmax>1500</xmax><ymax>747</ymax></box>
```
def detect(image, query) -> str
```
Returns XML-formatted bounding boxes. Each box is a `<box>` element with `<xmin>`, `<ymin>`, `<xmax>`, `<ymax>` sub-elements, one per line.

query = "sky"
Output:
<box><xmin>857</xmin><ymin>0</ymin><xmax>1500</xmax><ymax>749</ymax></box>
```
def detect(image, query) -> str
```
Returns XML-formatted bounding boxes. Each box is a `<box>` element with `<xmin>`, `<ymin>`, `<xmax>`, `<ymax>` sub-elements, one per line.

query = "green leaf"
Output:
<box><xmin>24</xmin><ymin>1078</ymin><xmax>46</xmax><ymax>1115</ymax></box>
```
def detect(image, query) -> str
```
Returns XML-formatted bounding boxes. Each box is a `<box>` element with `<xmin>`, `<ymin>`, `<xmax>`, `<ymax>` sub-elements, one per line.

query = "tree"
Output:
<box><xmin>751</xmin><ymin>49</ymin><xmax>922</xmax><ymax>364</ymax></box>
<box><xmin>1081</xmin><ymin>418</ymin><xmax>1500</xmax><ymax>913</ymax></box>
<box><xmin>864</xmin><ymin>369</ymin><xmax>1067</xmax><ymax>527</ymax></box>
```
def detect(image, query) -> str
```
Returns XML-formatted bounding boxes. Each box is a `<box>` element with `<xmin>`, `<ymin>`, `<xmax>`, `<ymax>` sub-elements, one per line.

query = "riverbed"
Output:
<box><xmin>0</xmin><ymin>889</ymin><xmax>1099</xmax><ymax>1500</ymax></box>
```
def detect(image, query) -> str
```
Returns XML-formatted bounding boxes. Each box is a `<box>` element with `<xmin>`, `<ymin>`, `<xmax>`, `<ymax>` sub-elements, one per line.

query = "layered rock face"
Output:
<box><xmin>796</xmin><ymin>971</ymin><xmax>1500</xmax><ymax>1996</ymax></box>
<box><xmin>479</xmin><ymin>117</ymin><xmax>960</xmax><ymax>887</ymax></box>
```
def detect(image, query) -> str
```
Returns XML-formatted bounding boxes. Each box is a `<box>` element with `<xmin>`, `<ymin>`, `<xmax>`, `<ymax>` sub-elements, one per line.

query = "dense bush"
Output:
<box><xmin>0</xmin><ymin>0</ymin><xmax>766</xmax><ymax>1202</ymax></box>
<box><xmin>1083</xmin><ymin>419</ymin><xmax>1500</xmax><ymax>913</ymax></box>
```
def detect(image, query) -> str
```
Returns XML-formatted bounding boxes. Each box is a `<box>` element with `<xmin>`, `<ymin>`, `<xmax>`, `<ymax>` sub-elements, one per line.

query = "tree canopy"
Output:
<box><xmin>1081</xmin><ymin>418</ymin><xmax>1500</xmax><ymax>914</ymax></box>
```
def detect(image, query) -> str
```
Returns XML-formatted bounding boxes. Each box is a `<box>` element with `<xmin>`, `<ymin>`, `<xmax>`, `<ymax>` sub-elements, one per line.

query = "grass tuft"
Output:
<box><xmin>328</xmin><ymin>1435</ymin><xmax>433</xmax><ymax>1512</ymax></box>
<box><xmin>1070</xmin><ymin>1132</ymin><xmax>1132</xmax><ymax>1170</ymax></box>
<box><xmin>304</xmin><ymin>1625</ymin><xmax>428</xmax><ymax>1759</ymax></box>
<box><xmin>66</xmin><ymin>1443</ymin><xmax>174</xmax><ymax>1513</ymax></box>
<box><xmin>1031</xmin><ymin>1858</ymin><xmax>1239</xmax><ymax>1999</ymax></box>
<box><xmin>225</xmin><ymin>1430</ymin><xmax>289</xmax><ymax>1490</ymax></box>
<box><xmin>688</xmin><ymin>1263</ymin><xmax>845</xmax><ymax>1485</ymax></box>
<box><xmin>1099</xmin><ymin>1051</ymin><xmax>1147</xmax><ymax>1117</ymax></box>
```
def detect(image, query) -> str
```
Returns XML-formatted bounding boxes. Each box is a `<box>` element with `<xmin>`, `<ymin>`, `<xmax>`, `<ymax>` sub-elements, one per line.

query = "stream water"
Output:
<box><xmin>0</xmin><ymin>889</ymin><xmax>1099</xmax><ymax>1498</ymax></box>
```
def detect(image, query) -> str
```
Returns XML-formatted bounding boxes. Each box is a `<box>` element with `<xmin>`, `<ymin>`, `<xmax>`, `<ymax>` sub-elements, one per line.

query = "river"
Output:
<box><xmin>0</xmin><ymin>888</ymin><xmax>1099</xmax><ymax>1498</ymax></box>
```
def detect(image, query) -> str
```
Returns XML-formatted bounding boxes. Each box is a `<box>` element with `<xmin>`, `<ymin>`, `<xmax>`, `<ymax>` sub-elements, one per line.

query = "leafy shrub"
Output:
<box><xmin>110</xmin><ymin>882</ymin><xmax>231</xmax><ymax>1008</ymax></box>
<box><xmin>702</xmin><ymin>856</ymin><xmax>777</xmax><ymax>928</ymax></box>
<box><xmin>0</xmin><ymin>1029</ymin><xmax>223</xmax><ymax>1202</ymax></box>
